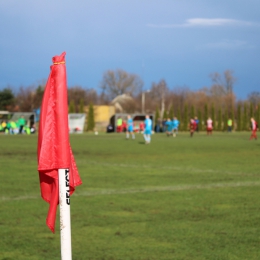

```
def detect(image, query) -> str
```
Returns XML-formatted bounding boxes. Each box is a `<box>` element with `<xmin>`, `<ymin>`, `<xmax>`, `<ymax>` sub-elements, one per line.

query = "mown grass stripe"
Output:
<box><xmin>1</xmin><ymin>181</ymin><xmax>260</xmax><ymax>202</ymax></box>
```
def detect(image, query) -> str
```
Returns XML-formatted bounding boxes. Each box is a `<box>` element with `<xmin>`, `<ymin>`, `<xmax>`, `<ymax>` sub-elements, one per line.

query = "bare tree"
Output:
<box><xmin>100</xmin><ymin>69</ymin><xmax>143</xmax><ymax>100</ymax></box>
<box><xmin>16</xmin><ymin>85</ymin><xmax>44</xmax><ymax>112</ymax></box>
<box><xmin>99</xmin><ymin>92</ymin><xmax>110</xmax><ymax>105</ymax></box>
<box><xmin>68</xmin><ymin>86</ymin><xmax>100</xmax><ymax>111</ymax></box>
<box><xmin>248</xmin><ymin>91</ymin><xmax>260</xmax><ymax>106</ymax></box>
<box><xmin>149</xmin><ymin>79</ymin><xmax>169</xmax><ymax>117</ymax></box>
<box><xmin>210</xmin><ymin>70</ymin><xmax>236</xmax><ymax>93</ymax></box>
<box><xmin>68</xmin><ymin>86</ymin><xmax>87</xmax><ymax>111</ymax></box>
<box><xmin>85</xmin><ymin>89</ymin><xmax>98</xmax><ymax>105</ymax></box>
<box><xmin>171</xmin><ymin>86</ymin><xmax>190</xmax><ymax>112</ymax></box>
<box><xmin>16</xmin><ymin>86</ymin><xmax>34</xmax><ymax>111</ymax></box>
<box><xmin>210</xmin><ymin>72</ymin><xmax>222</xmax><ymax>86</ymax></box>
<box><xmin>224</xmin><ymin>70</ymin><xmax>236</xmax><ymax>93</ymax></box>
<box><xmin>210</xmin><ymin>70</ymin><xmax>236</xmax><ymax>114</ymax></box>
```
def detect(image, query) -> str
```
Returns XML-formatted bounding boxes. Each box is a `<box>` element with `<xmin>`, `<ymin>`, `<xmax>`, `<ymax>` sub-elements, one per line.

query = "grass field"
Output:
<box><xmin>0</xmin><ymin>132</ymin><xmax>260</xmax><ymax>260</ymax></box>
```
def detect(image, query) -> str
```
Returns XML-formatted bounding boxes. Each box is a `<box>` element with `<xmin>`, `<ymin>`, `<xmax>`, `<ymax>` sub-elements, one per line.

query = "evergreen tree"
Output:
<box><xmin>69</xmin><ymin>100</ymin><xmax>75</xmax><ymax>113</ymax></box>
<box><xmin>0</xmin><ymin>88</ymin><xmax>14</xmax><ymax>110</ymax></box>
<box><xmin>223</xmin><ymin>109</ymin><xmax>228</xmax><ymax>131</ymax></box>
<box><xmin>243</xmin><ymin>103</ymin><xmax>248</xmax><ymax>131</ymax></box>
<box><xmin>236</xmin><ymin>103</ymin><xmax>242</xmax><ymax>131</ymax></box>
<box><xmin>155</xmin><ymin>107</ymin><xmax>160</xmax><ymax>123</ymax></box>
<box><xmin>177</xmin><ymin>108</ymin><xmax>181</xmax><ymax>131</ymax></box>
<box><xmin>256</xmin><ymin>104</ymin><xmax>260</xmax><ymax>126</ymax></box>
<box><xmin>198</xmin><ymin>109</ymin><xmax>202</xmax><ymax>131</ymax></box>
<box><xmin>249</xmin><ymin>102</ymin><xmax>254</xmax><ymax>118</ymax></box>
<box><xmin>34</xmin><ymin>85</ymin><xmax>44</xmax><ymax>108</ymax></box>
<box><xmin>190</xmin><ymin>105</ymin><xmax>195</xmax><ymax>119</ymax></box>
<box><xmin>231</xmin><ymin>108</ymin><xmax>235</xmax><ymax>131</ymax></box>
<box><xmin>217</xmin><ymin>108</ymin><xmax>222</xmax><ymax>131</ymax></box>
<box><xmin>211</xmin><ymin>104</ymin><xmax>215</xmax><ymax>129</ymax></box>
<box><xmin>87</xmin><ymin>102</ymin><xmax>95</xmax><ymax>131</ymax></box>
<box><xmin>79</xmin><ymin>98</ymin><xmax>85</xmax><ymax>113</ymax></box>
<box><xmin>204</xmin><ymin>104</ymin><xmax>208</xmax><ymax>131</ymax></box>
<box><xmin>155</xmin><ymin>107</ymin><xmax>160</xmax><ymax>132</ymax></box>
<box><xmin>183</xmin><ymin>104</ymin><xmax>188</xmax><ymax>131</ymax></box>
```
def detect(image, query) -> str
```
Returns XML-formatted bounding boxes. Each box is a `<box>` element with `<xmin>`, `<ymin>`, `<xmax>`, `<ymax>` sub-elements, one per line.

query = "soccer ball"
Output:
<box><xmin>95</xmin><ymin>131</ymin><xmax>98</xmax><ymax>135</ymax></box>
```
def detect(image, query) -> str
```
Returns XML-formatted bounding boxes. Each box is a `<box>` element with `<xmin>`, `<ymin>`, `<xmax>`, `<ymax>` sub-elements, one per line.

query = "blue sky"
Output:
<box><xmin>0</xmin><ymin>0</ymin><xmax>259</xmax><ymax>99</ymax></box>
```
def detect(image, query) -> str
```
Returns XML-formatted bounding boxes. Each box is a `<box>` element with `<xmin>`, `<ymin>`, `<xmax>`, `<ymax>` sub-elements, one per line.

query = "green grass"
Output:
<box><xmin>0</xmin><ymin>132</ymin><xmax>260</xmax><ymax>260</ymax></box>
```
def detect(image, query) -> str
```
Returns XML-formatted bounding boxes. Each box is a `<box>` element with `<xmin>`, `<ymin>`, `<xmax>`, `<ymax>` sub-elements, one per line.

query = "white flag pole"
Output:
<box><xmin>59</xmin><ymin>169</ymin><xmax>72</xmax><ymax>260</ymax></box>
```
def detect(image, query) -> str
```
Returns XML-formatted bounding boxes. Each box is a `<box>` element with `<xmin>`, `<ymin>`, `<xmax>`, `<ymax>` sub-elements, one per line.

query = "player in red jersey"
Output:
<box><xmin>250</xmin><ymin>117</ymin><xmax>258</xmax><ymax>140</ymax></box>
<box><xmin>189</xmin><ymin>118</ymin><xmax>197</xmax><ymax>137</ymax></box>
<box><xmin>206</xmin><ymin>117</ymin><xmax>213</xmax><ymax>135</ymax></box>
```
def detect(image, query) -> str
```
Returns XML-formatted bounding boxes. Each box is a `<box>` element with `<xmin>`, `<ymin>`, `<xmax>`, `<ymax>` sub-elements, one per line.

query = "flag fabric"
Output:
<box><xmin>38</xmin><ymin>52</ymin><xmax>82</xmax><ymax>233</ymax></box>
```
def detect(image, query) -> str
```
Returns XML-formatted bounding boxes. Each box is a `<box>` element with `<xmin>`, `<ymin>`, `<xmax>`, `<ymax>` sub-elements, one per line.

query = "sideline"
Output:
<box><xmin>1</xmin><ymin>181</ymin><xmax>260</xmax><ymax>202</ymax></box>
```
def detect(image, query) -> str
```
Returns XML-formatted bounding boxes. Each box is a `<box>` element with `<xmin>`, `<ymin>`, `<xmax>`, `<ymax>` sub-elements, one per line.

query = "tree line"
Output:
<box><xmin>154</xmin><ymin>102</ymin><xmax>260</xmax><ymax>132</ymax></box>
<box><xmin>1</xmin><ymin>69</ymin><xmax>260</xmax><ymax>131</ymax></box>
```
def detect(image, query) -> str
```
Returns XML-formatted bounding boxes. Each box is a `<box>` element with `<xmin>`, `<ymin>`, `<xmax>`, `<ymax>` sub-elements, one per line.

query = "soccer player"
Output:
<box><xmin>206</xmin><ymin>117</ymin><xmax>213</xmax><ymax>135</ymax></box>
<box><xmin>165</xmin><ymin>118</ymin><xmax>173</xmax><ymax>136</ymax></box>
<box><xmin>139</xmin><ymin>121</ymin><xmax>144</xmax><ymax>133</ymax></box>
<box><xmin>227</xmin><ymin>118</ymin><xmax>233</xmax><ymax>132</ymax></box>
<box><xmin>250</xmin><ymin>117</ymin><xmax>258</xmax><ymax>140</ymax></box>
<box><xmin>116</xmin><ymin>116</ymin><xmax>123</xmax><ymax>133</ymax></box>
<box><xmin>18</xmin><ymin>115</ymin><xmax>26</xmax><ymax>134</ymax></box>
<box><xmin>189</xmin><ymin>118</ymin><xmax>197</xmax><ymax>137</ymax></box>
<box><xmin>144</xmin><ymin>115</ymin><xmax>152</xmax><ymax>144</ymax></box>
<box><xmin>172</xmin><ymin>117</ymin><xmax>180</xmax><ymax>137</ymax></box>
<box><xmin>194</xmin><ymin>116</ymin><xmax>199</xmax><ymax>132</ymax></box>
<box><xmin>126</xmin><ymin>115</ymin><xmax>135</xmax><ymax>140</ymax></box>
<box><xmin>122</xmin><ymin>120</ymin><xmax>127</xmax><ymax>132</ymax></box>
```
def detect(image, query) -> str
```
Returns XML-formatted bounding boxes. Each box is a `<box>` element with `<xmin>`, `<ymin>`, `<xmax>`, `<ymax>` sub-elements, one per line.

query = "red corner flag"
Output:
<box><xmin>38</xmin><ymin>52</ymin><xmax>82</xmax><ymax>233</ymax></box>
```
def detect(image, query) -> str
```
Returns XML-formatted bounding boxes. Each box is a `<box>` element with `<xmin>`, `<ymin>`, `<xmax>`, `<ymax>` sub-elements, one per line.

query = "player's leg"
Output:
<box><xmin>253</xmin><ymin>130</ymin><xmax>257</xmax><ymax>139</ymax></box>
<box><xmin>173</xmin><ymin>128</ymin><xmax>176</xmax><ymax>137</ymax></box>
<box><xmin>143</xmin><ymin>133</ymin><xmax>148</xmax><ymax>143</ymax></box>
<box><xmin>131</xmin><ymin>130</ymin><xmax>135</xmax><ymax>140</ymax></box>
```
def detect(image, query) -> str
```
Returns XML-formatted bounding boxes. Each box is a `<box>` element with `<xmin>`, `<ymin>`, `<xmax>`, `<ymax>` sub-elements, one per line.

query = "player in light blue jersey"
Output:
<box><xmin>172</xmin><ymin>117</ymin><xmax>180</xmax><ymax>137</ymax></box>
<box><xmin>143</xmin><ymin>115</ymin><xmax>152</xmax><ymax>144</ymax></box>
<box><xmin>165</xmin><ymin>118</ymin><xmax>173</xmax><ymax>136</ymax></box>
<box><xmin>126</xmin><ymin>115</ymin><xmax>135</xmax><ymax>140</ymax></box>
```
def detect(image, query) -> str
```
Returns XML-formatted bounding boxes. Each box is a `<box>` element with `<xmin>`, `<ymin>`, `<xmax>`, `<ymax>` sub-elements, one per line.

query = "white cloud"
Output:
<box><xmin>147</xmin><ymin>18</ymin><xmax>257</xmax><ymax>28</ymax></box>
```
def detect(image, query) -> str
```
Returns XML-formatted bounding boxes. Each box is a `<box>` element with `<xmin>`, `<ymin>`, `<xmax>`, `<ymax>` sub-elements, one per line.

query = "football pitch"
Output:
<box><xmin>0</xmin><ymin>132</ymin><xmax>259</xmax><ymax>260</ymax></box>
